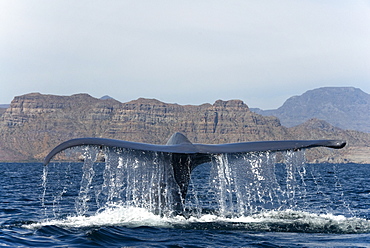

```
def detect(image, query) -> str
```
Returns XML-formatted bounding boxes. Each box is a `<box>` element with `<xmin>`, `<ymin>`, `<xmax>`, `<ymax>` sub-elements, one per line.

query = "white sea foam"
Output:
<box><xmin>26</xmin><ymin>205</ymin><xmax>174</xmax><ymax>229</ymax></box>
<box><xmin>24</xmin><ymin>206</ymin><xmax>370</xmax><ymax>234</ymax></box>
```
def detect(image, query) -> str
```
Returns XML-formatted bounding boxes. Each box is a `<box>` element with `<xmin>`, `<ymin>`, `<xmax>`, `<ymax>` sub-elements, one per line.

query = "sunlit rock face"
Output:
<box><xmin>0</xmin><ymin>92</ymin><xmax>369</xmax><ymax>163</ymax></box>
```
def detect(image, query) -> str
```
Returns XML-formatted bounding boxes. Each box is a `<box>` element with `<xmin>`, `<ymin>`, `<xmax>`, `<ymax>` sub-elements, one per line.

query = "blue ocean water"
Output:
<box><xmin>1</xmin><ymin>151</ymin><xmax>370</xmax><ymax>247</ymax></box>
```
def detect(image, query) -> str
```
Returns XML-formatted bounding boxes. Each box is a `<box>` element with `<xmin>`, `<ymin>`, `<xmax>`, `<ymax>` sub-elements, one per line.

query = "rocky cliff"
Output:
<box><xmin>0</xmin><ymin>93</ymin><xmax>369</xmax><ymax>163</ymax></box>
<box><xmin>287</xmin><ymin>118</ymin><xmax>370</xmax><ymax>163</ymax></box>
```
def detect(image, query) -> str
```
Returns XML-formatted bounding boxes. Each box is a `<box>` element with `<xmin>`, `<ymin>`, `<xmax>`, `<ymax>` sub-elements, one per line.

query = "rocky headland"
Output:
<box><xmin>0</xmin><ymin>92</ymin><xmax>369</xmax><ymax>163</ymax></box>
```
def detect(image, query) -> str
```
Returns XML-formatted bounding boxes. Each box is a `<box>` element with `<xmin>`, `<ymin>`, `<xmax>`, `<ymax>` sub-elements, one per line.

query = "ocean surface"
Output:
<box><xmin>1</xmin><ymin>149</ymin><xmax>370</xmax><ymax>247</ymax></box>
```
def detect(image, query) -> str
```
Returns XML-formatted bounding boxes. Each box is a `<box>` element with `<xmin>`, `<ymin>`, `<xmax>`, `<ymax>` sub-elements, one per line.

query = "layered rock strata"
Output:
<box><xmin>0</xmin><ymin>93</ymin><xmax>368</xmax><ymax>163</ymax></box>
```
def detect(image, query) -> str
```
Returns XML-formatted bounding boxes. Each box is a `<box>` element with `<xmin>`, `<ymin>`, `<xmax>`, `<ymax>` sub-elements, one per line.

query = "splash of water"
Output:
<box><xmin>42</xmin><ymin>146</ymin><xmax>183</xmax><ymax>219</ymax></box>
<box><xmin>96</xmin><ymin>147</ymin><xmax>181</xmax><ymax>216</ymax></box>
<box><xmin>39</xmin><ymin>146</ymin><xmax>370</xmax><ymax>233</ymax></box>
<box><xmin>185</xmin><ymin>150</ymin><xmax>309</xmax><ymax>218</ymax></box>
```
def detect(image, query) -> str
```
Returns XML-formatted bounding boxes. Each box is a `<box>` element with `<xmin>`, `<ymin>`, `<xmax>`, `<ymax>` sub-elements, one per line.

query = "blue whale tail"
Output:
<box><xmin>44</xmin><ymin>132</ymin><xmax>346</xmax><ymax>212</ymax></box>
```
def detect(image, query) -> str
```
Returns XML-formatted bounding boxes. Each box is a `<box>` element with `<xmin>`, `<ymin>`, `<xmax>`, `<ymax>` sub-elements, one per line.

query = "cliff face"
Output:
<box><xmin>0</xmin><ymin>93</ymin><xmax>288</xmax><ymax>161</ymax></box>
<box><xmin>0</xmin><ymin>93</ymin><xmax>369</xmax><ymax>163</ymax></box>
<box><xmin>287</xmin><ymin>118</ymin><xmax>370</xmax><ymax>164</ymax></box>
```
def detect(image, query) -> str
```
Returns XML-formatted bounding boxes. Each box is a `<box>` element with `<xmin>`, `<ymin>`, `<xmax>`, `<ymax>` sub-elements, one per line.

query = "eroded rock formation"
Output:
<box><xmin>0</xmin><ymin>93</ymin><xmax>369</xmax><ymax>163</ymax></box>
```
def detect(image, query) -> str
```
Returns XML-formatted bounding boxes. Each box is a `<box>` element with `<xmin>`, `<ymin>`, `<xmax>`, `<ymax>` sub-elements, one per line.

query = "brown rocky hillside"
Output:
<box><xmin>0</xmin><ymin>93</ymin><xmax>369</xmax><ymax>163</ymax></box>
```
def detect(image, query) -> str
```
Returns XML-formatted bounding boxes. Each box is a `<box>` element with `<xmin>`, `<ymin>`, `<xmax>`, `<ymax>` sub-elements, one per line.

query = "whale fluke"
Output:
<box><xmin>44</xmin><ymin>132</ymin><xmax>346</xmax><ymax>211</ymax></box>
<box><xmin>44</xmin><ymin>132</ymin><xmax>346</xmax><ymax>166</ymax></box>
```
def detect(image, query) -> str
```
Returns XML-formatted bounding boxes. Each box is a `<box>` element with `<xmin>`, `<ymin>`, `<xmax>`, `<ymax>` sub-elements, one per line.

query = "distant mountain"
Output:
<box><xmin>252</xmin><ymin>87</ymin><xmax>370</xmax><ymax>133</ymax></box>
<box><xmin>0</xmin><ymin>104</ymin><xmax>9</xmax><ymax>117</ymax></box>
<box><xmin>100</xmin><ymin>95</ymin><xmax>116</xmax><ymax>100</ymax></box>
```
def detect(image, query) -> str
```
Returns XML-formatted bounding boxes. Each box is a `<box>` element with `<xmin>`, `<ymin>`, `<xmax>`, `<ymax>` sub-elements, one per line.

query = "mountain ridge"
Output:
<box><xmin>0</xmin><ymin>91</ymin><xmax>369</xmax><ymax>163</ymax></box>
<box><xmin>252</xmin><ymin>87</ymin><xmax>370</xmax><ymax>133</ymax></box>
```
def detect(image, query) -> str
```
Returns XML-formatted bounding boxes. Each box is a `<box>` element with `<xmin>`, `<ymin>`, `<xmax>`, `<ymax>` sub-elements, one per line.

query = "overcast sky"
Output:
<box><xmin>1</xmin><ymin>1</ymin><xmax>369</xmax><ymax>109</ymax></box>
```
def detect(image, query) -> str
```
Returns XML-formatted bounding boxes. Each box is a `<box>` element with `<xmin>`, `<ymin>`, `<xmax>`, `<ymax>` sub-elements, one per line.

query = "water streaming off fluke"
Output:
<box><xmin>37</xmin><ymin>144</ymin><xmax>370</xmax><ymax>233</ymax></box>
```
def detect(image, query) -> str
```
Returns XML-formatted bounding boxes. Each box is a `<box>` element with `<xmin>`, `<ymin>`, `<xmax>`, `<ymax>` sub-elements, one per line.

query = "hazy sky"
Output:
<box><xmin>1</xmin><ymin>1</ymin><xmax>369</xmax><ymax>109</ymax></box>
